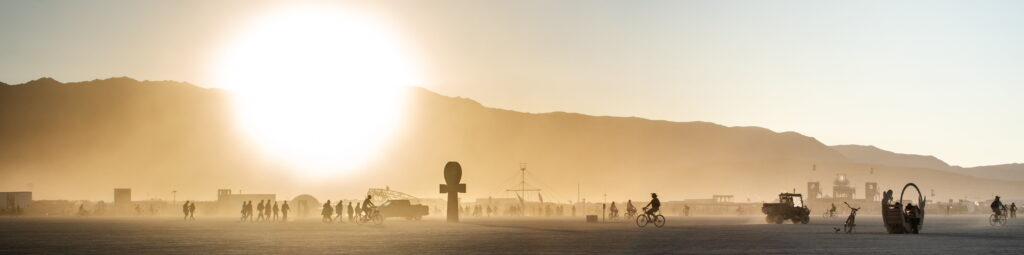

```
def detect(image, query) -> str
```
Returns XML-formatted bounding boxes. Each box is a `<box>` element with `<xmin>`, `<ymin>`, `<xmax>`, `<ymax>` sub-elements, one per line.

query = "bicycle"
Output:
<box><xmin>625</xmin><ymin>209</ymin><xmax>637</xmax><ymax>220</ymax></box>
<box><xmin>990</xmin><ymin>211</ymin><xmax>1008</xmax><ymax>226</ymax></box>
<box><xmin>843</xmin><ymin>202</ymin><xmax>860</xmax><ymax>234</ymax></box>
<box><xmin>636</xmin><ymin>207</ymin><xmax>666</xmax><ymax>228</ymax></box>
<box><xmin>357</xmin><ymin>207</ymin><xmax>384</xmax><ymax>225</ymax></box>
<box><xmin>822</xmin><ymin>209</ymin><xmax>837</xmax><ymax>219</ymax></box>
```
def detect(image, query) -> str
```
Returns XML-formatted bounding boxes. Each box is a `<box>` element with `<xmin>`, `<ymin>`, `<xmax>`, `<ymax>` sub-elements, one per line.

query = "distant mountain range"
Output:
<box><xmin>1</xmin><ymin>77</ymin><xmax>1020</xmax><ymax>201</ymax></box>
<box><xmin>830</xmin><ymin>145</ymin><xmax>1024</xmax><ymax>181</ymax></box>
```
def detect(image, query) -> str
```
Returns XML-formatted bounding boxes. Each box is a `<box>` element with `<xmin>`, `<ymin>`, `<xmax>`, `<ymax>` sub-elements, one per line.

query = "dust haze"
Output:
<box><xmin>1</xmin><ymin>78</ymin><xmax>1020</xmax><ymax>204</ymax></box>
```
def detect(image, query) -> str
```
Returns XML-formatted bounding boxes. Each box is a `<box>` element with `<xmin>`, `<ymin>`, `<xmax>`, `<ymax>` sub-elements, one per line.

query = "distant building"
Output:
<box><xmin>1</xmin><ymin>192</ymin><xmax>32</xmax><ymax>212</ymax></box>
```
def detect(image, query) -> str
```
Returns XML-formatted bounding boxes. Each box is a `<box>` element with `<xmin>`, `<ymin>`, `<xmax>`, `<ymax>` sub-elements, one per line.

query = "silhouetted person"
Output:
<box><xmin>273</xmin><ymin>201</ymin><xmax>280</xmax><ymax>221</ymax></box>
<box><xmin>361</xmin><ymin>195</ymin><xmax>375</xmax><ymax>218</ymax></box>
<box><xmin>322</xmin><ymin>200</ymin><xmax>334</xmax><ymax>223</ymax></box>
<box><xmin>347</xmin><ymin>202</ymin><xmax>354</xmax><ymax>222</ymax></box>
<box><xmin>355</xmin><ymin>202</ymin><xmax>362</xmax><ymax>219</ymax></box>
<box><xmin>609</xmin><ymin>202</ymin><xmax>619</xmax><ymax>219</ymax></box>
<box><xmin>248</xmin><ymin>201</ymin><xmax>255</xmax><ymax>221</ymax></box>
<box><xmin>188</xmin><ymin>202</ymin><xmax>196</xmax><ymax>220</ymax></box>
<box><xmin>335</xmin><ymin>201</ymin><xmax>344</xmax><ymax>222</ymax></box>
<box><xmin>264</xmin><ymin>201</ymin><xmax>272</xmax><ymax>220</ymax></box>
<box><xmin>644</xmin><ymin>193</ymin><xmax>661</xmax><ymax>217</ymax></box>
<box><xmin>257</xmin><ymin>200</ymin><xmax>266</xmax><ymax>221</ymax></box>
<box><xmin>240</xmin><ymin>201</ymin><xmax>249</xmax><ymax>221</ymax></box>
<box><xmin>683</xmin><ymin>204</ymin><xmax>690</xmax><ymax>216</ymax></box>
<box><xmin>992</xmin><ymin>196</ymin><xmax>1004</xmax><ymax>216</ymax></box>
<box><xmin>182</xmin><ymin>201</ymin><xmax>190</xmax><ymax>221</ymax></box>
<box><xmin>1011</xmin><ymin>203</ymin><xmax>1017</xmax><ymax>218</ymax></box>
<box><xmin>135</xmin><ymin>204</ymin><xmax>142</xmax><ymax>216</ymax></box>
<box><xmin>626</xmin><ymin>200</ymin><xmax>636</xmax><ymax>217</ymax></box>
<box><xmin>281</xmin><ymin>201</ymin><xmax>290</xmax><ymax>221</ymax></box>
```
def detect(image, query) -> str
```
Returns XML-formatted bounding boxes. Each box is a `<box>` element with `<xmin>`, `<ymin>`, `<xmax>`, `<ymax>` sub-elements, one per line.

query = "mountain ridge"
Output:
<box><xmin>1</xmin><ymin>77</ymin><xmax>1020</xmax><ymax>201</ymax></box>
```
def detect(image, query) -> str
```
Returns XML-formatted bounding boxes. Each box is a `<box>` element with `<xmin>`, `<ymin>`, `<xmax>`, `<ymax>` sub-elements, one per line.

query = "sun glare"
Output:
<box><xmin>213</xmin><ymin>5</ymin><xmax>419</xmax><ymax>178</ymax></box>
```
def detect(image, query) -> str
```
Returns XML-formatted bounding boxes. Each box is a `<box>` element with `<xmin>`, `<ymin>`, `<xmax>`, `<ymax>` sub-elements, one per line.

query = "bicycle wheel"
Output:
<box><xmin>372</xmin><ymin>214</ymin><xmax>384</xmax><ymax>225</ymax></box>
<box><xmin>999</xmin><ymin>215</ymin><xmax>1007</xmax><ymax>226</ymax></box>
<box><xmin>990</xmin><ymin>214</ymin><xmax>998</xmax><ymax>226</ymax></box>
<box><xmin>653</xmin><ymin>215</ymin><xmax>666</xmax><ymax>228</ymax></box>
<box><xmin>636</xmin><ymin>215</ymin><xmax>649</xmax><ymax>227</ymax></box>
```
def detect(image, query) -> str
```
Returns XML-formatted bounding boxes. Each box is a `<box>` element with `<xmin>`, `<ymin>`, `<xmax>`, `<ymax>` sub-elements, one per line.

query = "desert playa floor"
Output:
<box><xmin>0</xmin><ymin>215</ymin><xmax>1020</xmax><ymax>254</ymax></box>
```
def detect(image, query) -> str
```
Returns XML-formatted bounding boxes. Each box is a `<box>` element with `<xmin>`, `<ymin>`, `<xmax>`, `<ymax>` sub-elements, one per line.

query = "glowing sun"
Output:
<box><xmin>213</xmin><ymin>5</ymin><xmax>419</xmax><ymax>178</ymax></box>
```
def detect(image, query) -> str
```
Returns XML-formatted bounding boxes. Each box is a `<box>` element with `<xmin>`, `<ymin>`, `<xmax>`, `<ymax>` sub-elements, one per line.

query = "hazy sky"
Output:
<box><xmin>1</xmin><ymin>0</ymin><xmax>1022</xmax><ymax>167</ymax></box>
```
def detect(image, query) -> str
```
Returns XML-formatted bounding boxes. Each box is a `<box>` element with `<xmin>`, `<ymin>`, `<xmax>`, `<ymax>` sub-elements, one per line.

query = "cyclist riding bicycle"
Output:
<box><xmin>361</xmin><ymin>195</ymin><xmax>376</xmax><ymax>217</ymax></box>
<box><xmin>644</xmin><ymin>193</ymin><xmax>661</xmax><ymax>217</ymax></box>
<box><xmin>829</xmin><ymin>203</ymin><xmax>837</xmax><ymax>216</ymax></box>
<box><xmin>991</xmin><ymin>196</ymin><xmax>1004</xmax><ymax>216</ymax></box>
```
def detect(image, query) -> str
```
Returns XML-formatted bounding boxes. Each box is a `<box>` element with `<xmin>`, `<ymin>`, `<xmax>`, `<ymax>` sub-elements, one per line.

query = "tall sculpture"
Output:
<box><xmin>440</xmin><ymin>161</ymin><xmax>467</xmax><ymax>222</ymax></box>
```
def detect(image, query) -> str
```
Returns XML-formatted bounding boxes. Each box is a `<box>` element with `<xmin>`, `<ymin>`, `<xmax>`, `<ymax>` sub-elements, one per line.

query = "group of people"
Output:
<box><xmin>462</xmin><ymin>204</ymin><xmax>494</xmax><ymax>217</ymax></box>
<box><xmin>181</xmin><ymin>201</ymin><xmax>196</xmax><ymax>221</ymax></box>
<box><xmin>241</xmin><ymin>200</ymin><xmax>289</xmax><ymax>222</ymax></box>
<box><xmin>321</xmin><ymin>195</ymin><xmax>375</xmax><ymax>223</ymax></box>
<box><xmin>990</xmin><ymin>196</ymin><xmax>1018</xmax><ymax>218</ymax></box>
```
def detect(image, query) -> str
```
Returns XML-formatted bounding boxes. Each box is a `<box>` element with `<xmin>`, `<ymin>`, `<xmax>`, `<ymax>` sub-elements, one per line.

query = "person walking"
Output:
<box><xmin>281</xmin><ymin>201</ymin><xmax>290</xmax><ymax>222</ymax></box>
<box><xmin>188</xmin><ymin>202</ymin><xmax>196</xmax><ymax>221</ymax></box>
<box><xmin>335</xmin><ymin>201</ymin><xmax>345</xmax><ymax>222</ymax></box>
<box><xmin>240</xmin><ymin>201</ymin><xmax>248</xmax><ymax>221</ymax></box>
<box><xmin>272</xmin><ymin>201</ymin><xmax>280</xmax><ymax>221</ymax></box>
<box><xmin>182</xmin><ymin>201</ymin><xmax>190</xmax><ymax>221</ymax></box>
<box><xmin>1011</xmin><ymin>203</ymin><xmax>1018</xmax><ymax>219</ymax></box>
<box><xmin>347</xmin><ymin>202</ymin><xmax>354</xmax><ymax>222</ymax></box>
<box><xmin>257</xmin><ymin>200</ymin><xmax>266</xmax><ymax>221</ymax></box>
<box><xmin>322</xmin><ymin>200</ymin><xmax>334</xmax><ymax>223</ymax></box>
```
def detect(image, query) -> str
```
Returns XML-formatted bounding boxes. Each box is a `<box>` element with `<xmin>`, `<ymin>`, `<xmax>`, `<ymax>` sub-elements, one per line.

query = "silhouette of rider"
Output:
<box><xmin>362</xmin><ymin>195</ymin><xmax>375</xmax><ymax>217</ymax></box>
<box><xmin>609</xmin><ymin>202</ymin><xmax>619</xmax><ymax>218</ymax></box>
<box><xmin>992</xmin><ymin>196</ymin><xmax>1004</xmax><ymax>216</ymax></box>
<box><xmin>830</xmin><ymin>203</ymin><xmax>837</xmax><ymax>216</ymax></box>
<box><xmin>644</xmin><ymin>193</ymin><xmax>661</xmax><ymax>216</ymax></box>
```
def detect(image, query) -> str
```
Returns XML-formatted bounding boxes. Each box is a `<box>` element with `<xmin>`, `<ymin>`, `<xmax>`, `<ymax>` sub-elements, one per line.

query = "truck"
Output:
<box><xmin>761</xmin><ymin>193</ymin><xmax>810</xmax><ymax>224</ymax></box>
<box><xmin>378</xmin><ymin>199</ymin><xmax>429</xmax><ymax>220</ymax></box>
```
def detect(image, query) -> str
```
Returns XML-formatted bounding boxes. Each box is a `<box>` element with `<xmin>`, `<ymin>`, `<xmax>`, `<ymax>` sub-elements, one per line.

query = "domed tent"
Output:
<box><xmin>290</xmin><ymin>194</ymin><xmax>320</xmax><ymax>218</ymax></box>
